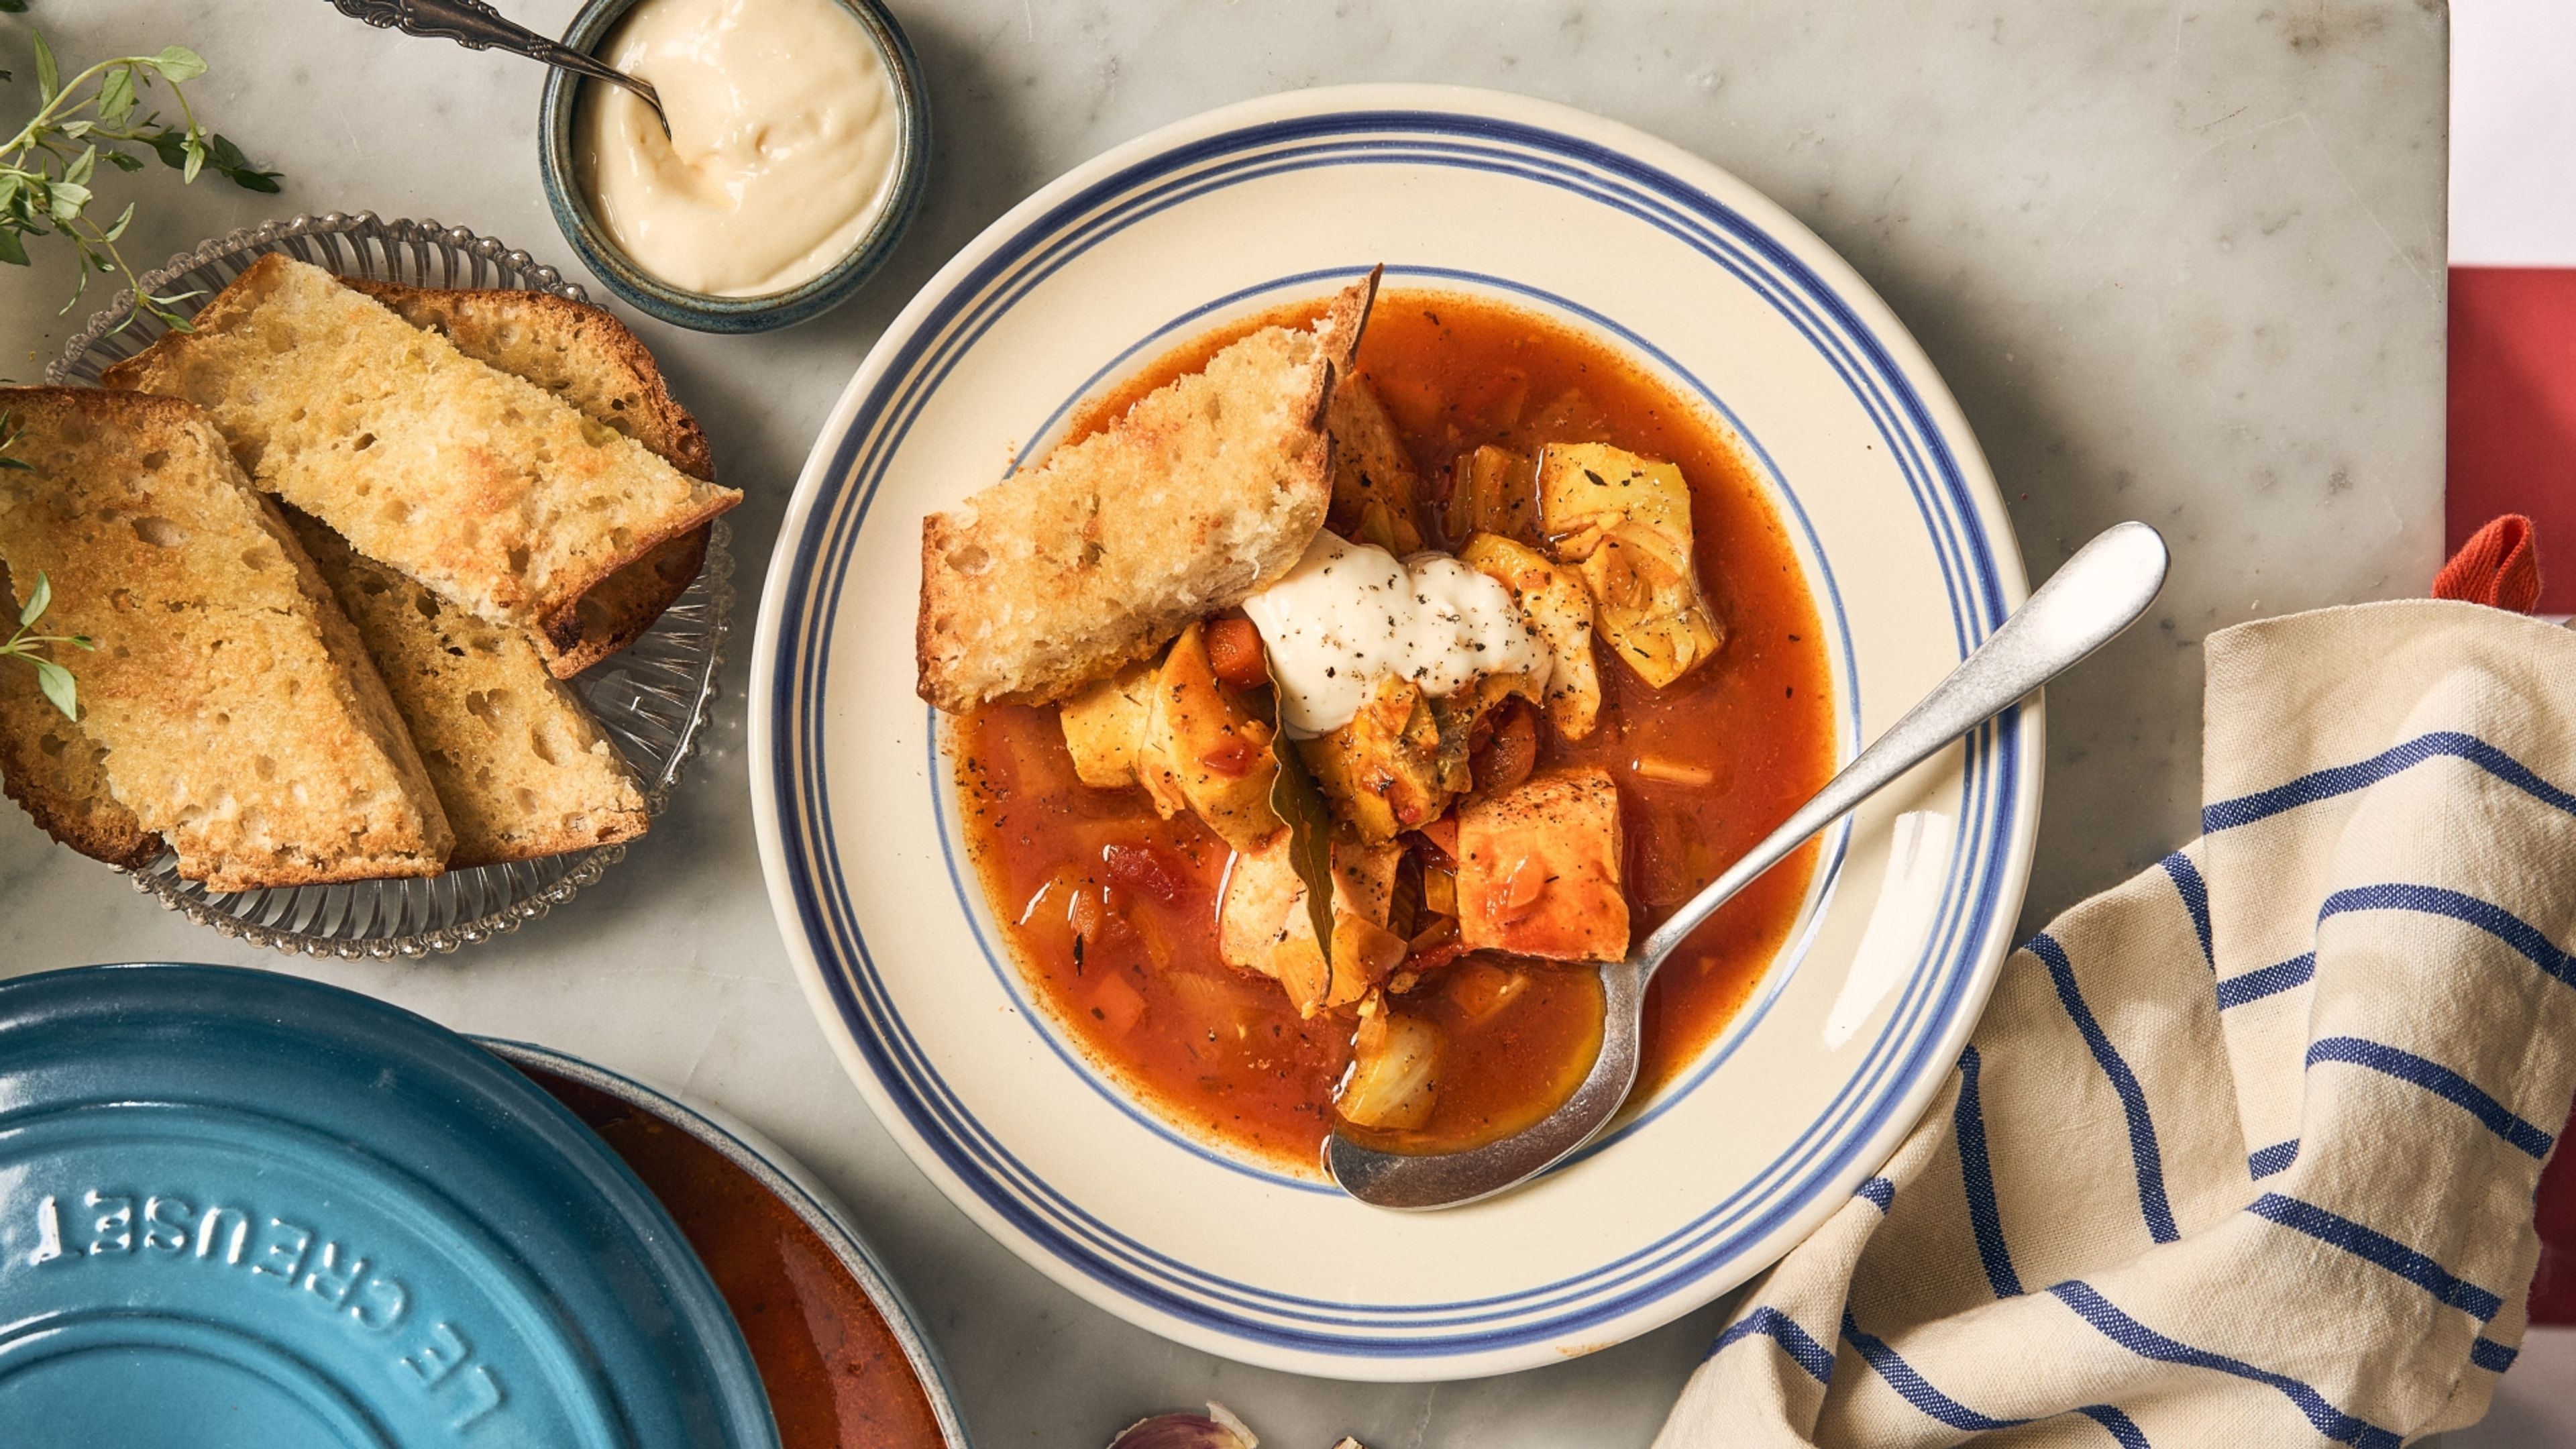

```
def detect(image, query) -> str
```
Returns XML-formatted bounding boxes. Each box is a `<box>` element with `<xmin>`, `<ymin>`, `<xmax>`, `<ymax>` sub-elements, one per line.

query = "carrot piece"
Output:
<box><xmin>1205</xmin><ymin>615</ymin><xmax>1269</xmax><ymax>688</ymax></box>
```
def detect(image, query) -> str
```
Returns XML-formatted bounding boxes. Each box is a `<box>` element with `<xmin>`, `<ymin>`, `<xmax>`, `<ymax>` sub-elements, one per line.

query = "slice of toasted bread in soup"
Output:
<box><xmin>343</xmin><ymin>277</ymin><xmax>716</xmax><ymax>677</ymax></box>
<box><xmin>101</xmin><ymin>254</ymin><xmax>738</xmax><ymax>653</ymax></box>
<box><xmin>0</xmin><ymin>560</ymin><xmax>162</xmax><ymax>869</ymax></box>
<box><xmin>0</xmin><ymin>388</ymin><xmax>453</xmax><ymax>890</ymax></box>
<box><xmin>915</xmin><ymin>268</ymin><xmax>1382</xmax><ymax>713</ymax></box>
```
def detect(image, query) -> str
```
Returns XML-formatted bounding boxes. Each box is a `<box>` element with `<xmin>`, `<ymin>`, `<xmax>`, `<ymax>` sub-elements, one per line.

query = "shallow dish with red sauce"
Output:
<box><xmin>752</xmin><ymin>85</ymin><xmax>2039</xmax><ymax>1379</ymax></box>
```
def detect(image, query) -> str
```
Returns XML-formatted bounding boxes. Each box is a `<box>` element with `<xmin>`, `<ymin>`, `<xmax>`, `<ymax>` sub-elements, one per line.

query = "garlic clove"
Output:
<box><xmin>1107</xmin><ymin>1401</ymin><xmax>1258</xmax><ymax>1449</ymax></box>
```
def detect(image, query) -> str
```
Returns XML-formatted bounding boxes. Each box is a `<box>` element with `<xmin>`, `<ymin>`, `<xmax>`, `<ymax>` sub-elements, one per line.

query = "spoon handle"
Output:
<box><xmin>324</xmin><ymin>0</ymin><xmax>669</xmax><ymax>132</ymax></box>
<box><xmin>1636</xmin><ymin>521</ymin><xmax>2169</xmax><ymax>967</ymax></box>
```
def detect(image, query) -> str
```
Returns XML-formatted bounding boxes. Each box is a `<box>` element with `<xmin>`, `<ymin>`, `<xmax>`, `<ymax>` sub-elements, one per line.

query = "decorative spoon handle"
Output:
<box><xmin>1635</xmin><ymin>520</ymin><xmax>2171</xmax><ymax>969</ymax></box>
<box><xmin>323</xmin><ymin>0</ymin><xmax>671</xmax><ymax>136</ymax></box>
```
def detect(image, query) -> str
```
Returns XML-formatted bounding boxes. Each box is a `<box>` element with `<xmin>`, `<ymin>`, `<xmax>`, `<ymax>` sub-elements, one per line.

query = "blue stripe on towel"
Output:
<box><xmin>1843</xmin><ymin>1310</ymin><xmax>2151</xmax><ymax>1444</ymax></box>
<box><xmin>1711</xmin><ymin>1306</ymin><xmax>1835</xmax><ymax>1383</ymax></box>
<box><xmin>2047</xmin><ymin>1280</ymin><xmax>2401</xmax><ymax>1449</ymax></box>
<box><xmin>1841</xmin><ymin>1310</ymin><xmax>2029</xmax><ymax>1430</ymax></box>
<box><xmin>2247</xmin><ymin>1193</ymin><xmax>2504</xmax><ymax>1320</ymax></box>
<box><xmin>2078</xmin><ymin>1405</ymin><xmax>2155</xmax><ymax>1449</ymax></box>
<box><xmin>2317</xmin><ymin>884</ymin><xmax>2576</xmax><ymax>988</ymax></box>
<box><xmin>2031</xmin><ymin>933</ymin><xmax>2180</xmax><ymax>1243</ymax></box>
<box><xmin>2306</xmin><ymin>1037</ymin><xmax>2556</xmax><ymax>1159</ymax></box>
<box><xmin>1854</xmin><ymin>1177</ymin><xmax>1895</xmax><ymax>1212</ymax></box>
<box><xmin>2471</xmin><ymin>1337</ymin><xmax>2519</xmax><ymax>1373</ymax></box>
<box><xmin>2159</xmin><ymin>852</ymin><xmax>2214</xmax><ymax>967</ymax></box>
<box><xmin>2215</xmin><ymin>953</ymin><xmax>2316</xmax><ymax>1010</ymax></box>
<box><xmin>2248</xmin><ymin>1140</ymin><xmax>2301</xmax><ymax>1179</ymax></box>
<box><xmin>1953</xmin><ymin>1045</ymin><xmax>2023</xmax><ymax>1297</ymax></box>
<box><xmin>2202</xmin><ymin>731</ymin><xmax>2576</xmax><ymax>833</ymax></box>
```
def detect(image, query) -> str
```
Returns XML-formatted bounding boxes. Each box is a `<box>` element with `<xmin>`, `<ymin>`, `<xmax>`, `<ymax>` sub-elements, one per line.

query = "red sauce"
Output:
<box><xmin>518</xmin><ymin>1065</ymin><xmax>949</xmax><ymax>1449</ymax></box>
<box><xmin>953</xmin><ymin>290</ymin><xmax>1835</xmax><ymax>1172</ymax></box>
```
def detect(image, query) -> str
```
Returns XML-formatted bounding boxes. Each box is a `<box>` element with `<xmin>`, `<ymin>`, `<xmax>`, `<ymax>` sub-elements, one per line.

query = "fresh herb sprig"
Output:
<box><xmin>0</xmin><ymin>570</ymin><xmax>92</xmax><ymax>721</ymax></box>
<box><xmin>1</xmin><ymin>16</ymin><xmax>280</xmax><ymax>333</ymax></box>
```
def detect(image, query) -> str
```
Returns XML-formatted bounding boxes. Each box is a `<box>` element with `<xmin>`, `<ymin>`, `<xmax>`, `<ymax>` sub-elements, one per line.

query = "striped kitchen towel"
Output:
<box><xmin>1657</xmin><ymin>599</ymin><xmax>2576</xmax><ymax>1447</ymax></box>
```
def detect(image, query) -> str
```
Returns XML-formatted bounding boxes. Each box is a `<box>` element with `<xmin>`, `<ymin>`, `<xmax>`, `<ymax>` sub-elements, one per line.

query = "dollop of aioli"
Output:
<box><xmin>1244</xmin><ymin>532</ymin><xmax>1550</xmax><ymax>739</ymax></box>
<box><xmin>578</xmin><ymin>0</ymin><xmax>899</xmax><ymax>297</ymax></box>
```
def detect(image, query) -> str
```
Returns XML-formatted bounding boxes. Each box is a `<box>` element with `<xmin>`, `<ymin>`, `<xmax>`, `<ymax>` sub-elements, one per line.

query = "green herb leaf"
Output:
<box><xmin>179</xmin><ymin>133</ymin><xmax>203</xmax><ymax>184</ymax></box>
<box><xmin>144</xmin><ymin>128</ymin><xmax>189</xmax><ymax>171</ymax></box>
<box><xmin>64</xmin><ymin>145</ymin><xmax>97</xmax><ymax>188</ymax></box>
<box><xmin>44</xmin><ymin>178</ymin><xmax>87</xmax><ymax>221</ymax></box>
<box><xmin>102</xmin><ymin>148</ymin><xmax>142</xmax><ymax>172</ymax></box>
<box><xmin>0</xmin><ymin>1</ymin><xmax>28</xmax><ymax>15</ymax></box>
<box><xmin>32</xmin><ymin>29</ymin><xmax>58</xmax><ymax>102</ymax></box>
<box><xmin>0</xmin><ymin>229</ymin><xmax>28</xmax><ymax>268</ymax></box>
<box><xmin>150</xmin><ymin>46</ymin><xmax>210</xmax><ymax>85</ymax></box>
<box><xmin>1270</xmin><ymin>701</ymin><xmax>1338</xmax><ymax>959</ymax></box>
<box><xmin>19</xmin><ymin>571</ymin><xmax>49</xmax><ymax>628</ymax></box>
<box><xmin>202</xmin><ymin>134</ymin><xmax>279</xmax><ymax>193</ymax></box>
<box><xmin>98</xmin><ymin>201</ymin><xmax>132</xmax><ymax>241</ymax></box>
<box><xmin>99</xmin><ymin>65</ymin><xmax>138</xmax><ymax>124</ymax></box>
<box><xmin>32</xmin><ymin>657</ymin><xmax>76</xmax><ymax>721</ymax></box>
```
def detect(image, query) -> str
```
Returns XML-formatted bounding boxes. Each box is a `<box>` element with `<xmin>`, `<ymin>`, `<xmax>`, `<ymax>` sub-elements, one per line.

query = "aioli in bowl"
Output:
<box><xmin>578</xmin><ymin>0</ymin><xmax>902</xmax><ymax>298</ymax></box>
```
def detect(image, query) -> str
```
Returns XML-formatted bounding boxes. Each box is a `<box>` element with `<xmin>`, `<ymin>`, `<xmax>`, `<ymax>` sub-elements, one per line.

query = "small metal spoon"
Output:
<box><xmin>1326</xmin><ymin>520</ymin><xmax>2171</xmax><ymax>1210</ymax></box>
<box><xmin>327</xmin><ymin>0</ymin><xmax>673</xmax><ymax>139</ymax></box>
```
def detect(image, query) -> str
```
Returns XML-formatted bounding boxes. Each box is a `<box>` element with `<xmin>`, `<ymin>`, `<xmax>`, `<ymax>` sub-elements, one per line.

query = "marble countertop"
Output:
<box><xmin>0</xmin><ymin>3</ymin><xmax>2447</xmax><ymax>1445</ymax></box>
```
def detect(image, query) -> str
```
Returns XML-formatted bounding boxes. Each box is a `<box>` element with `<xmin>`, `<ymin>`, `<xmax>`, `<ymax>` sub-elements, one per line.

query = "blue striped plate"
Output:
<box><xmin>750</xmin><ymin>85</ymin><xmax>2039</xmax><ymax>1380</ymax></box>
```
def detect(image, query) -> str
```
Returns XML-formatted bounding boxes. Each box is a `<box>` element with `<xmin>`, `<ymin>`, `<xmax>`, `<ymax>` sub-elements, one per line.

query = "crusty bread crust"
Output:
<box><xmin>0</xmin><ymin>387</ymin><xmax>453</xmax><ymax>889</ymax></box>
<box><xmin>915</xmin><ymin>269</ymin><xmax>1381</xmax><ymax>712</ymax></box>
<box><xmin>344</xmin><ymin>278</ymin><xmax>715</xmax><ymax>677</ymax></box>
<box><xmin>103</xmin><ymin>255</ymin><xmax>739</xmax><ymax>643</ymax></box>
<box><xmin>0</xmin><ymin>564</ymin><xmax>162</xmax><ymax>868</ymax></box>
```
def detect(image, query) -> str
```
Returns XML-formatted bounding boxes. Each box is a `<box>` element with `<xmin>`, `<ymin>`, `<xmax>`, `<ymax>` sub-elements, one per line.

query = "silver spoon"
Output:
<box><xmin>326</xmin><ymin>0</ymin><xmax>674</xmax><ymax>139</ymax></box>
<box><xmin>1326</xmin><ymin>520</ymin><xmax>2171</xmax><ymax>1209</ymax></box>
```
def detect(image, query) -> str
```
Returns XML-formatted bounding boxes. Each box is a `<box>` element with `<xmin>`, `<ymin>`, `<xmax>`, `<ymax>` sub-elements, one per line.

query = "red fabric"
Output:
<box><xmin>2449</xmin><ymin>267</ymin><xmax>2576</xmax><ymax>614</ymax></box>
<box><xmin>2435</xmin><ymin>516</ymin><xmax>2576</xmax><ymax>1322</ymax></box>
<box><xmin>2432</xmin><ymin>514</ymin><xmax>2543</xmax><ymax>610</ymax></box>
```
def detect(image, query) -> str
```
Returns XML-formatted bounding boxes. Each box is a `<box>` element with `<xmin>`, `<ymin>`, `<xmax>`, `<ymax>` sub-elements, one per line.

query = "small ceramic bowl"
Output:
<box><xmin>537</xmin><ymin>0</ymin><xmax>930</xmax><ymax>333</ymax></box>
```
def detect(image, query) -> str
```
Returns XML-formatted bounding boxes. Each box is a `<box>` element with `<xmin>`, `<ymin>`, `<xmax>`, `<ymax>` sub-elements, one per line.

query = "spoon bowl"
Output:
<box><xmin>1328</xmin><ymin>520</ymin><xmax>2172</xmax><ymax>1209</ymax></box>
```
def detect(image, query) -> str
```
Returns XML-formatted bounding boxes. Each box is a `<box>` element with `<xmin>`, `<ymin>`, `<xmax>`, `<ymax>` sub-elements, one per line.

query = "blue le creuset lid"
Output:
<box><xmin>0</xmin><ymin>962</ymin><xmax>780</xmax><ymax>1449</ymax></box>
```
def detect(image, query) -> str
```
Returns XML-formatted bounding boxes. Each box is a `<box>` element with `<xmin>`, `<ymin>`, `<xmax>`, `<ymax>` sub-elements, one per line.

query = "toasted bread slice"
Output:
<box><xmin>102</xmin><ymin>254</ymin><xmax>740</xmax><ymax>647</ymax></box>
<box><xmin>0</xmin><ymin>563</ymin><xmax>162</xmax><ymax>868</ymax></box>
<box><xmin>0</xmin><ymin>388</ymin><xmax>453</xmax><ymax>889</ymax></box>
<box><xmin>343</xmin><ymin>278</ymin><xmax>715</xmax><ymax>678</ymax></box>
<box><xmin>287</xmin><ymin>508</ymin><xmax>649</xmax><ymax>869</ymax></box>
<box><xmin>915</xmin><ymin>270</ymin><xmax>1381</xmax><ymax>712</ymax></box>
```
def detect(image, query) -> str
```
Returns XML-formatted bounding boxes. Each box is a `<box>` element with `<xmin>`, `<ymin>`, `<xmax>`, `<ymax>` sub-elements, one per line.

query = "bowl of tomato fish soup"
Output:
<box><xmin>951</xmin><ymin>290</ymin><xmax>1835</xmax><ymax>1171</ymax></box>
<box><xmin>753</xmin><ymin>85</ymin><xmax>2037</xmax><ymax>1379</ymax></box>
<box><xmin>482</xmin><ymin>1040</ymin><xmax>969</xmax><ymax>1449</ymax></box>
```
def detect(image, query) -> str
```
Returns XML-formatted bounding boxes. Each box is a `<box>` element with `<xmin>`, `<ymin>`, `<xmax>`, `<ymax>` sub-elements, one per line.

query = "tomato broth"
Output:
<box><xmin>952</xmin><ymin>289</ymin><xmax>1836</xmax><ymax>1173</ymax></box>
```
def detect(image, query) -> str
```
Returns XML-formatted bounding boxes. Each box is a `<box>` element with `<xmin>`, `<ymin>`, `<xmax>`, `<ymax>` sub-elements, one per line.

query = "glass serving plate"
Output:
<box><xmin>45</xmin><ymin>211</ymin><xmax>729</xmax><ymax>958</ymax></box>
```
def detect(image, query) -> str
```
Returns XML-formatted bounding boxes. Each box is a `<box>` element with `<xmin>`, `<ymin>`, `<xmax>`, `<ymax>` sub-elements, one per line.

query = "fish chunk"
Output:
<box><xmin>1456</xmin><ymin>766</ymin><xmax>1629</xmax><ymax>962</ymax></box>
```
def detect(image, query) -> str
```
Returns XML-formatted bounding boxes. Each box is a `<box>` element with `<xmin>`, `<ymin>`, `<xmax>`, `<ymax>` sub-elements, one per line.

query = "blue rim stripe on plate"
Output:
<box><xmin>765</xmin><ymin>110</ymin><xmax>2024</xmax><ymax>1353</ymax></box>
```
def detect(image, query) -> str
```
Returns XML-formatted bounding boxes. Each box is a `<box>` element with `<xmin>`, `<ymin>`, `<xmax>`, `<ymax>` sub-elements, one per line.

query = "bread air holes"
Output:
<box><xmin>139</xmin><ymin>449</ymin><xmax>169</xmax><ymax>472</ymax></box>
<box><xmin>947</xmin><ymin>543</ymin><xmax>991</xmax><ymax>576</ymax></box>
<box><xmin>529</xmin><ymin>723</ymin><xmax>561</xmax><ymax>766</ymax></box>
<box><xmin>505</xmin><ymin>545</ymin><xmax>531</xmax><ymax>575</ymax></box>
<box><xmin>254</xmin><ymin>755</ymin><xmax>276</xmax><ymax>781</ymax></box>
<box><xmin>350</xmin><ymin>433</ymin><xmax>376</xmax><ymax>453</ymax></box>
<box><xmin>130</xmin><ymin>516</ymin><xmax>188</xmax><ymax>548</ymax></box>
<box><xmin>464</xmin><ymin>688</ymin><xmax>514</xmax><ymax>731</ymax></box>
